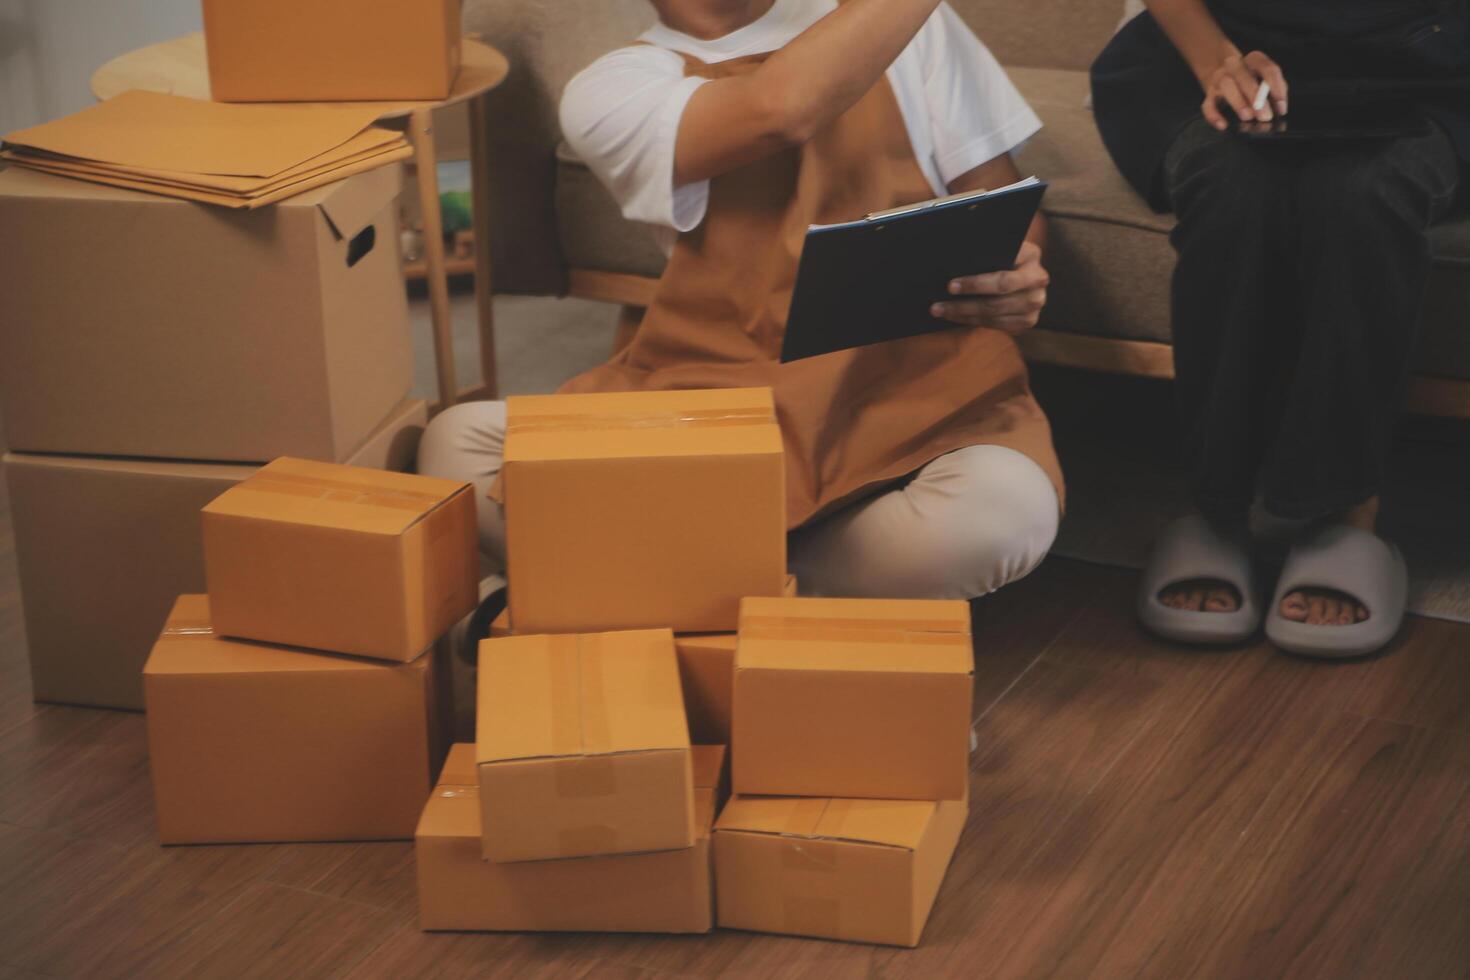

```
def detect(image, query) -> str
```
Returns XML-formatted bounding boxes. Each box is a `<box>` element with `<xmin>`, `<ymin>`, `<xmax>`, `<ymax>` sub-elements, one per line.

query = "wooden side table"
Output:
<box><xmin>91</xmin><ymin>33</ymin><xmax>510</xmax><ymax>409</ymax></box>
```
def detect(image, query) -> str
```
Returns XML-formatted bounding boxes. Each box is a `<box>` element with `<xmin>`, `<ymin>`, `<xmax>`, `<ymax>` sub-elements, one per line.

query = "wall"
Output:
<box><xmin>0</xmin><ymin>0</ymin><xmax>201</xmax><ymax>134</ymax></box>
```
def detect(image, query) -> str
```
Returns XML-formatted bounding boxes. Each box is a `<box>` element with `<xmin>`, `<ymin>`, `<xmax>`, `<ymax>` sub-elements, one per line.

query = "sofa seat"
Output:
<box><xmin>551</xmin><ymin>65</ymin><xmax>1470</xmax><ymax>380</ymax></box>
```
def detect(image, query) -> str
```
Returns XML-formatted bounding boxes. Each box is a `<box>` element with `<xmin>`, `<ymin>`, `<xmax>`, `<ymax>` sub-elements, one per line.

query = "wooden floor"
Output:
<box><xmin>2</xmin><ymin>484</ymin><xmax>1469</xmax><ymax>978</ymax></box>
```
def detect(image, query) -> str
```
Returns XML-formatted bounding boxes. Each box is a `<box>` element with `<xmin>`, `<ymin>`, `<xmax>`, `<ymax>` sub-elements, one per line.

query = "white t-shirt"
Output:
<box><xmin>559</xmin><ymin>0</ymin><xmax>1041</xmax><ymax>252</ymax></box>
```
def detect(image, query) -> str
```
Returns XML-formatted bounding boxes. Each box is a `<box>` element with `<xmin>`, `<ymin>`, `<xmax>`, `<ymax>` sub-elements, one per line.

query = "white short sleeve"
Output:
<box><xmin>916</xmin><ymin>4</ymin><xmax>1042</xmax><ymax>186</ymax></box>
<box><xmin>559</xmin><ymin>46</ymin><xmax>711</xmax><ymax>234</ymax></box>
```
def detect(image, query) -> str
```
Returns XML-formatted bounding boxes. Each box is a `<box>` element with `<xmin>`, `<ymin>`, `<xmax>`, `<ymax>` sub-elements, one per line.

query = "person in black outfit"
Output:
<box><xmin>1092</xmin><ymin>0</ymin><xmax>1468</xmax><ymax>656</ymax></box>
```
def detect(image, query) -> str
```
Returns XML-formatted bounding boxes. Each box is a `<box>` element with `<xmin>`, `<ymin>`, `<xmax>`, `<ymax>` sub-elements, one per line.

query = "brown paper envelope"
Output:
<box><xmin>2</xmin><ymin>90</ymin><xmax>385</xmax><ymax>178</ymax></box>
<box><xmin>3</xmin><ymin>130</ymin><xmax>406</xmax><ymax>195</ymax></box>
<box><xmin>9</xmin><ymin>127</ymin><xmax>403</xmax><ymax>192</ymax></box>
<box><xmin>9</xmin><ymin>144</ymin><xmax>412</xmax><ymax>209</ymax></box>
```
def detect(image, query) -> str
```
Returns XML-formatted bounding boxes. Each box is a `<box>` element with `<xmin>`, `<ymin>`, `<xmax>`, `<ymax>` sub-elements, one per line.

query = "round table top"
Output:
<box><xmin>90</xmin><ymin>34</ymin><xmax>508</xmax><ymax>119</ymax></box>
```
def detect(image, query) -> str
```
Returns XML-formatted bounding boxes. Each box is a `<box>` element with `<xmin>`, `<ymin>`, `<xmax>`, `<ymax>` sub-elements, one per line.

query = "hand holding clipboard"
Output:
<box><xmin>781</xmin><ymin>177</ymin><xmax>1047</xmax><ymax>362</ymax></box>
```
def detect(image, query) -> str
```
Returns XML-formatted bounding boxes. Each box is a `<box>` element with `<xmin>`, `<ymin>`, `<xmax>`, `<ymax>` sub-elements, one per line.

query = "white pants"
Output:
<box><xmin>418</xmin><ymin>400</ymin><xmax>1060</xmax><ymax>600</ymax></box>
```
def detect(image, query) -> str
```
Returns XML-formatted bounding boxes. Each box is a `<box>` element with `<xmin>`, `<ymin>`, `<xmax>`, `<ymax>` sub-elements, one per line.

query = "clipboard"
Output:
<box><xmin>781</xmin><ymin>177</ymin><xmax>1047</xmax><ymax>362</ymax></box>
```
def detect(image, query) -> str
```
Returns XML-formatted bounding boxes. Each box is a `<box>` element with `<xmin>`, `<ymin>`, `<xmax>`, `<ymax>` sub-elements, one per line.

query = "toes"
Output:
<box><xmin>1204</xmin><ymin>588</ymin><xmax>1237</xmax><ymax>613</ymax></box>
<box><xmin>1307</xmin><ymin>595</ymin><xmax>1326</xmax><ymax>625</ymax></box>
<box><xmin>1281</xmin><ymin>592</ymin><xmax>1308</xmax><ymax>621</ymax></box>
<box><xmin>1356</xmin><ymin>604</ymin><xmax>1369</xmax><ymax>623</ymax></box>
<box><xmin>1185</xmin><ymin>589</ymin><xmax>1205</xmax><ymax>612</ymax></box>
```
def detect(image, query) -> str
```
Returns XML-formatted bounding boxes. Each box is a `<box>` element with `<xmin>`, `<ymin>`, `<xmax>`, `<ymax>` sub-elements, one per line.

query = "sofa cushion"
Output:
<box><xmin>555</xmin><ymin>141</ymin><xmax>669</xmax><ymax>281</ymax></box>
<box><xmin>1010</xmin><ymin>66</ymin><xmax>1470</xmax><ymax>380</ymax></box>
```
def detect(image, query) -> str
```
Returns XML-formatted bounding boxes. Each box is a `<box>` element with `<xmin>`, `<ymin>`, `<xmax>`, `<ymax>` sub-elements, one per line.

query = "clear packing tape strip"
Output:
<box><xmin>243</xmin><ymin>470</ymin><xmax>446</xmax><ymax>512</ymax></box>
<box><xmin>505</xmin><ymin>408</ymin><xmax>774</xmax><ymax>435</ymax></box>
<box><xmin>740</xmin><ymin>613</ymin><xmax>969</xmax><ymax>646</ymax></box>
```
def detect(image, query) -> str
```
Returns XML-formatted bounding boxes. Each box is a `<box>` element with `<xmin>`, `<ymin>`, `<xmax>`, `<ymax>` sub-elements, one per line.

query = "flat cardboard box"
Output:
<box><xmin>416</xmin><ymin>742</ymin><xmax>726</xmax><ymax>932</ymax></box>
<box><xmin>0</xmin><ymin>164</ymin><xmax>412</xmax><ymax>462</ymax></box>
<box><xmin>476</xmin><ymin>629</ymin><xmax>694</xmax><ymax>862</ymax></box>
<box><xmin>714</xmin><ymin>793</ymin><xmax>968</xmax><ymax>947</ymax></box>
<box><xmin>489</xmin><ymin>575</ymin><xmax>797</xmax><ymax>744</ymax></box>
<box><xmin>203</xmin><ymin>457</ymin><xmax>479</xmax><ymax>661</ymax></box>
<box><xmin>203</xmin><ymin>0</ymin><xmax>462</xmax><ymax>102</ymax></box>
<box><xmin>144</xmin><ymin>594</ymin><xmax>450</xmax><ymax>844</ymax></box>
<box><xmin>5</xmin><ymin>399</ymin><xmax>429</xmax><ymax>710</ymax></box>
<box><xmin>732</xmin><ymin>597</ymin><xmax>973</xmax><ymax>800</ymax></box>
<box><xmin>502</xmin><ymin>387</ymin><xmax>786</xmax><ymax>635</ymax></box>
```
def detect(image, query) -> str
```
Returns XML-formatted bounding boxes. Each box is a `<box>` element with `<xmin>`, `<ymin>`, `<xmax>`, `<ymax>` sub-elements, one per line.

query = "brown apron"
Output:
<box><xmin>560</xmin><ymin>48</ymin><xmax>1065</xmax><ymax>529</ymax></box>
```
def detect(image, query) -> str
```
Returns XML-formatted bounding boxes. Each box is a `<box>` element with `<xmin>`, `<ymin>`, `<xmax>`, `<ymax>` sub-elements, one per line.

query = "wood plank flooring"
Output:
<box><xmin>2</xmin><ymin>473</ymin><xmax>1469</xmax><ymax>978</ymax></box>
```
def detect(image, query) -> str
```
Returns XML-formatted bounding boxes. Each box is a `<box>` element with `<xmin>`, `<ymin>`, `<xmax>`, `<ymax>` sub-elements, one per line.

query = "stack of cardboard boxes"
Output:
<box><xmin>0</xmin><ymin>161</ymin><xmax>420</xmax><ymax>710</ymax></box>
<box><xmin>424</xmin><ymin>386</ymin><xmax>973</xmax><ymax>947</ymax></box>
<box><xmin>143</xmin><ymin>457</ymin><xmax>480</xmax><ymax>843</ymax></box>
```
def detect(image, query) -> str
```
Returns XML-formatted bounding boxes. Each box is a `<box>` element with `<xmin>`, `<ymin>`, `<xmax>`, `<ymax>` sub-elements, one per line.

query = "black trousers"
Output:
<box><xmin>1162</xmin><ymin>118</ymin><xmax>1462</xmax><ymax>521</ymax></box>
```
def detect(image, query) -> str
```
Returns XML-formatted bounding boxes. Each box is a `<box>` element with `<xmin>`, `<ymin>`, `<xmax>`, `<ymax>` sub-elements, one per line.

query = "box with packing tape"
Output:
<box><xmin>144</xmin><ymin>594</ymin><xmax>450</xmax><ymax>844</ymax></box>
<box><xmin>416</xmin><ymin>743</ymin><xmax>727</xmax><ymax>932</ymax></box>
<box><xmin>203</xmin><ymin>0</ymin><xmax>463</xmax><ymax>102</ymax></box>
<box><xmin>5</xmin><ymin>398</ymin><xmax>429</xmax><ymax>710</ymax></box>
<box><xmin>501</xmin><ymin>387</ymin><xmax>787</xmax><ymax>635</ymax></box>
<box><xmin>476</xmin><ymin>628</ymin><xmax>695</xmax><ymax>862</ymax></box>
<box><xmin>202</xmin><ymin>457</ymin><xmax>479</xmax><ymax>661</ymax></box>
<box><xmin>732</xmin><ymin>596</ymin><xmax>973</xmax><ymax>800</ymax></box>
<box><xmin>713</xmin><ymin>793</ymin><xmax>968</xmax><ymax>947</ymax></box>
<box><xmin>490</xmin><ymin>574</ymin><xmax>798</xmax><ymax>744</ymax></box>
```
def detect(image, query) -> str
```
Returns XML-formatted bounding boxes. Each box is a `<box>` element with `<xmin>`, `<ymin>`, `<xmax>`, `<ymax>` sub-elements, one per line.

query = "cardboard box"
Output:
<box><xmin>202</xmin><ymin>457</ymin><xmax>478</xmax><ymax>661</ymax></box>
<box><xmin>732</xmin><ymin>597</ymin><xmax>973</xmax><ymax>800</ymax></box>
<box><xmin>489</xmin><ymin>575</ymin><xmax>797</xmax><ymax>744</ymax></box>
<box><xmin>203</xmin><ymin>0</ymin><xmax>462</xmax><ymax>102</ymax></box>
<box><xmin>0</xmin><ymin>164</ymin><xmax>412</xmax><ymax>463</ymax></box>
<box><xmin>502</xmin><ymin>387</ymin><xmax>786</xmax><ymax>635</ymax></box>
<box><xmin>476</xmin><ymin>628</ymin><xmax>694</xmax><ymax>862</ymax></box>
<box><xmin>5</xmin><ymin>399</ymin><xmax>429</xmax><ymax>710</ymax></box>
<box><xmin>714</xmin><ymin>793</ymin><xmax>968</xmax><ymax>947</ymax></box>
<box><xmin>416</xmin><ymin>742</ymin><xmax>725</xmax><ymax>932</ymax></box>
<box><xmin>143</xmin><ymin>594</ymin><xmax>448</xmax><ymax>843</ymax></box>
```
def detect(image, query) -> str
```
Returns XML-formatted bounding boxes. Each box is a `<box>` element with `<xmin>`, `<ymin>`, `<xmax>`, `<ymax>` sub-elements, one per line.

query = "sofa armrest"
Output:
<box><xmin>460</xmin><ymin>0</ymin><xmax>655</xmax><ymax>296</ymax></box>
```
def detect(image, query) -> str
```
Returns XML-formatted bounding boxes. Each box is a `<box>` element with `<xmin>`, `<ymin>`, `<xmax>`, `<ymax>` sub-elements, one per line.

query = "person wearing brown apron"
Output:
<box><xmin>420</xmin><ymin>0</ymin><xmax>1065</xmax><ymax>648</ymax></box>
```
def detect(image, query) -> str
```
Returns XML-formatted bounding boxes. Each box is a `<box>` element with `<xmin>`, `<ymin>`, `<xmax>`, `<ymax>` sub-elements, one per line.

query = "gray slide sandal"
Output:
<box><xmin>1265</xmin><ymin>525</ymin><xmax>1408</xmax><ymax>659</ymax></box>
<box><xmin>1137</xmin><ymin>515</ymin><xmax>1262</xmax><ymax>645</ymax></box>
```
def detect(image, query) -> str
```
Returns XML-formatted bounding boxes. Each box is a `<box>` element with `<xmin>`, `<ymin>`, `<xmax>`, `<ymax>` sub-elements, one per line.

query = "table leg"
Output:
<box><xmin>408</xmin><ymin>107</ymin><xmax>459</xmax><ymax>411</ymax></box>
<box><xmin>468</xmin><ymin>92</ymin><xmax>499</xmax><ymax>399</ymax></box>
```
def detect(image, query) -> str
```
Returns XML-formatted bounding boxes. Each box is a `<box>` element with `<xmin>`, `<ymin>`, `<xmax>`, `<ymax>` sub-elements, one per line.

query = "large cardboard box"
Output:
<box><xmin>6</xmin><ymin>399</ymin><xmax>429</xmax><ymax>710</ymax></box>
<box><xmin>732</xmin><ymin>597</ymin><xmax>973</xmax><ymax>800</ymax></box>
<box><xmin>502</xmin><ymin>387</ymin><xmax>786</xmax><ymax>635</ymax></box>
<box><xmin>202</xmin><ymin>457</ymin><xmax>479</xmax><ymax>661</ymax></box>
<box><xmin>144</xmin><ymin>594</ymin><xmax>449</xmax><ymax>844</ymax></box>
<box><xmin>489</xmin><ymin>575</ymin><xmax>798</xmax><ymax>744</ymax></box>
<box><xmin>714</xmin><ymin>794</ymin><xmax>968</xmax><ymax>947</ymax></box>
<box><xmin>0</xmin><ymin>164</ymin><xmax>412</xmax><ymax>463</ymax></box>
<box><xmin>416</xmin><ymin>743</ymin><xmax>726</xmax><ymax>932</ymax></box>
<box><xmin>203</xmin><ymin>0</ymin><xmax>462</xmax><ymax>103</ymax></box>
<box><xmin>475</xmin><ymin>628</ymin><xmax>694</xmax><ymax>862</ymax></box>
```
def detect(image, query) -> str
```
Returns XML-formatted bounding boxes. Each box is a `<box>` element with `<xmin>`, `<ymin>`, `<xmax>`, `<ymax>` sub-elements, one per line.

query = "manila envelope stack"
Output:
<box><xmin>0</xmin><ymin>90</ymin><xmax>410</xmax><ymax>208</ymax></box>
<box><xmin>137</xmin><ymin>387</ymin><xmax>974</xmax><ymax>948</ymax></box>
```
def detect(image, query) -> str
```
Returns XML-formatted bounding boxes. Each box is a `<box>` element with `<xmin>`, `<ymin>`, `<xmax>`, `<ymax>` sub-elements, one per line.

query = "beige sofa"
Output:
<box><xmin>462</xmin><ymin>0</ymin><xmax>1470</xmax><ymax>415</ymax></box>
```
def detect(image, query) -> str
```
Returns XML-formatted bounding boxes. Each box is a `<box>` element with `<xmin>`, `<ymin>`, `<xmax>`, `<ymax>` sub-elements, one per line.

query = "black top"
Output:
<box><xmin>1090</xmin><ymin>0</ymin><xmax>1470</xmax><ymax>209</ymax></box>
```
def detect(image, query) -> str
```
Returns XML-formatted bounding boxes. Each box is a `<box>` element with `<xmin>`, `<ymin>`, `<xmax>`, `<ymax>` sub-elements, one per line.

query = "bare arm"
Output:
<box><xmin>929</xmin><ymin>153</ymin><xmax>1050</xmax><ymax>335</ymax></box>
<box><xmin>1145</xmin><ymin>0</ymin><xmax>1288</xmax><ymax>129</ymax></box>
<box><xmin>673</xmin><ymin>0</ymin><xmax>944</xmax><ymax>184</ymax></box>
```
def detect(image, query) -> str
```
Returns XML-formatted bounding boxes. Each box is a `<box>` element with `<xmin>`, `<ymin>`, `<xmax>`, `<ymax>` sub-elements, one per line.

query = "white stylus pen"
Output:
<box><xmin>1252</xmin><ymin>79</ymin><xmax>1271</xmax><ymax>112</ymax></box>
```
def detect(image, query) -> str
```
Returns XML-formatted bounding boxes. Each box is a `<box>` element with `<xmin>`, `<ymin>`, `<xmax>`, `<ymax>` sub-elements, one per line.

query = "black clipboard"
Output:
<box><xmin>780</xmin><ymin>177</ymin><xmax>1047</xmax><ymax>362</ymax></box>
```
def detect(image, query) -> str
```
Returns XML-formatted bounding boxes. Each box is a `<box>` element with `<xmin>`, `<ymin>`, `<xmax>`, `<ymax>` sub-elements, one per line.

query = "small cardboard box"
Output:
<box><xmin>476</xmin><ymin>629</ymin><xmax>694</xmax><ymax>862</ymax></box>
<box><xmin>714</xmin><ymin>793</ymin><xmax>968</xmax><ymax>947</ymax></box>
<box><xmin>203</xmin><ymin>0</ymin><xmax>462</xmax><ymax>102</ymax></box>
<box><xmin>0</xmin><ymin>164</ymin><xmax>412</xmax><ymax>463</ymax></box>
<box><xmin>5</xmin><ymin>399</ymin><xmax>429</xmax><ymax>710</ymax></box>
<box><xmin>202</xmin><ymin>457</ymin><xmax>479</xmax><ymax>661</ymax></box>
<box><xmin>416</xmin><ymin>743</ymin><xmax>726</xmax><ymax>932</ymax></box>
<box><xmin>490</xmin><ymin>575</ymin><xmax>798</xmax><ymax>744</ymax></box>
<box><xmin>733</xmin><ymin>597</ymin><xmax>973</xmax><ymax>800</ymax></box>
<box><xmin>144</xmin><ymin>594</ymin><xmax>450</xmax><ymax>844</ymax></box>
<box><xmin>502</xmin><ymin>387</ymin><xmax>786</xmax><ymax>635</ymax></box>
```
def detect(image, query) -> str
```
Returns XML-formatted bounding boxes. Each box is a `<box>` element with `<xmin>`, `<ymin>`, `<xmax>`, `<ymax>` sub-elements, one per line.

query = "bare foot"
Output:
<box><xmin>1159</xmin><ymin>578</ymin><xmax>1241</xmax><ymax>613</ymax></box>
<box><xmin>1278</xmin><ymin>497</ymin><xmax>1377</xmax><ymax>627</ymax></box>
